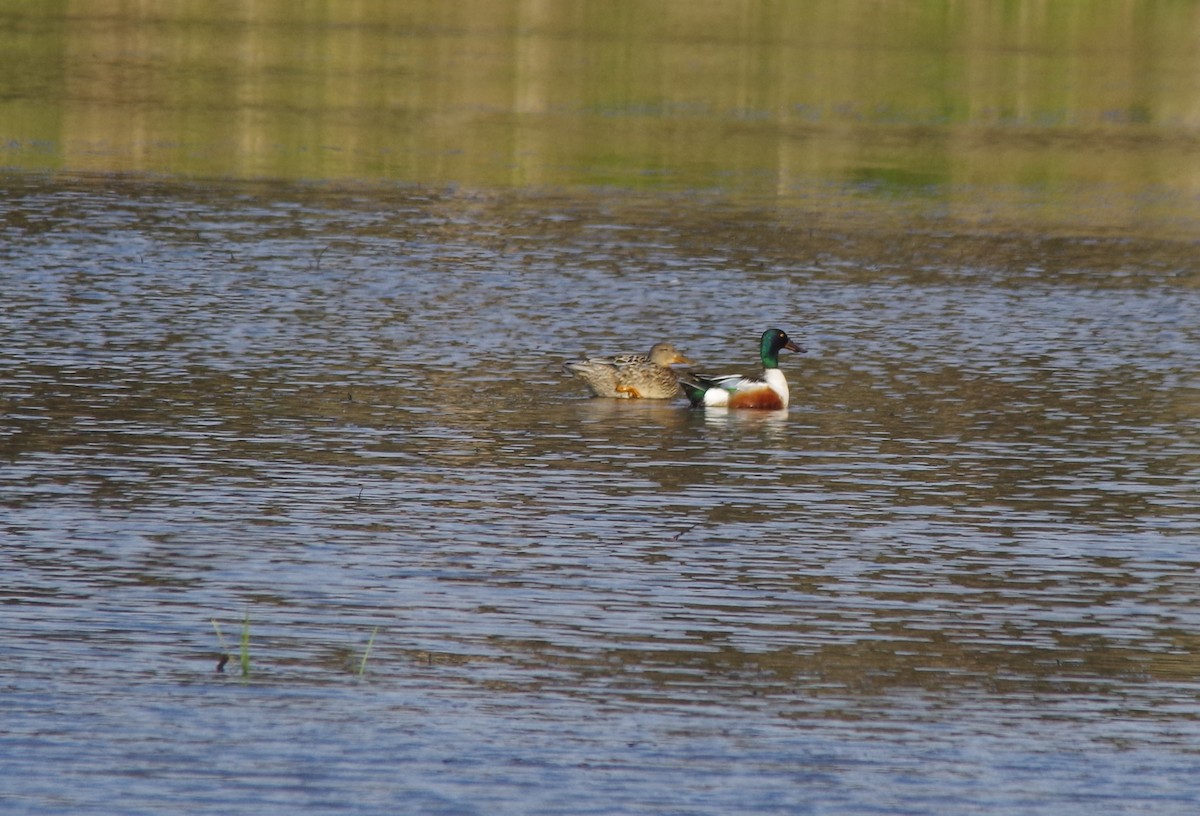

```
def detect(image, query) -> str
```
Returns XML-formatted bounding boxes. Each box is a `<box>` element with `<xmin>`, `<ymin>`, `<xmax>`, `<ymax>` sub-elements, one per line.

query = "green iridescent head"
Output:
<box><xmin>759</xmin><ymin>328</ymin><xmax>803</xmax><ymax>368</ymax></box>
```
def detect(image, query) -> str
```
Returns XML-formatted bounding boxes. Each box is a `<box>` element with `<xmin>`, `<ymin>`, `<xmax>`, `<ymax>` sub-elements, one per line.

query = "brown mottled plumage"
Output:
<box><xmin>564</xmin><ymin>342</ymin><xmax>694</xmax><ymax>399</ymax></box>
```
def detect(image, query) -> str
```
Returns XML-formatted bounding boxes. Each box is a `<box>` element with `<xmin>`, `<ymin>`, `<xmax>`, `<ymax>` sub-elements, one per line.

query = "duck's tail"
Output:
<box><xmin>676</xmin><ymin>373</ymin><xmax>708</xmax><ymax>406</ymax></box>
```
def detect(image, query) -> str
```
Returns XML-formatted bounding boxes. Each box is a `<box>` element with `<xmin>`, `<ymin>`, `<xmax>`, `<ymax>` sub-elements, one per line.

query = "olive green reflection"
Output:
<box><xmin>2</xmin><ymin>1</ymin><xmax>1200</xmax><ymax>233</ymax></box>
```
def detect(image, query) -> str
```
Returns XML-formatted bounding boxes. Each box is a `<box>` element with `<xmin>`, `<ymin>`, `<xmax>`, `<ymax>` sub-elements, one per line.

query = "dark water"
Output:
<box><xmin>2</xmin><ymin>175</ymin><xmax>1199</xmax><ymax>814</ymax></box>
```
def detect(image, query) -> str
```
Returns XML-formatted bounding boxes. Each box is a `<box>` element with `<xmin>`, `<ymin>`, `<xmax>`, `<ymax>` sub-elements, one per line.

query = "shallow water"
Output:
<box><xmin>2</xmin><ymin>176</ymin><xmax>1199</xmax><ymax>814</ymax></box>
<box><xmin>4</xmin><ymin>2</ymin><xmax>1200</xmax><ymax>814</ymax></box>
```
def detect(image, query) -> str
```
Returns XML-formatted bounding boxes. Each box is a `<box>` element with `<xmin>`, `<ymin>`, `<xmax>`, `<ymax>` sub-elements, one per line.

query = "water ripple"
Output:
<box><xmin>3</xmin><ymin>178</ymin><xmax>1199</xmax><ymax>815</ymax></box>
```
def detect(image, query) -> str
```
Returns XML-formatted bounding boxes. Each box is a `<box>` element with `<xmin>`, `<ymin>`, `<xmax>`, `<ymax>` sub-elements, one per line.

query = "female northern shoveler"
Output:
<box><xmin>679</xmin><ymin>328</ymin><xmax>803</xmax><ymax>409</ymax></box>
<box><xmin>563</xmin><ymin>342</ymin><xmax>694</xmax><ymax>399</ymax></box>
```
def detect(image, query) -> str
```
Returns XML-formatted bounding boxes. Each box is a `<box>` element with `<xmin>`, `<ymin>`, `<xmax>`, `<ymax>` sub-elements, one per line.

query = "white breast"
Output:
<box><xmin>763</xmin><ymin>368</ymin><xmax>790</xmax><ymax>407</ymax></box>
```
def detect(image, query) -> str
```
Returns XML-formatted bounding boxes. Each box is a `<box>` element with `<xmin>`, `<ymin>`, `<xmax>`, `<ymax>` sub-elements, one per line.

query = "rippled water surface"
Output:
<box><xmin>2</xmin><ymin>175</ymin><xmax>1198</xmax><ymax>814</ymax></box>
<box><xmin>4</xmin><ymin>1</ymin><xmax>1200</xmax><ymax>812</ymax></box>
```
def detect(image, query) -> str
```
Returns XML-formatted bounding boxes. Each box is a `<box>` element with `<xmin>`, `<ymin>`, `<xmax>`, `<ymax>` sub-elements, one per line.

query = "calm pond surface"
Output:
<box><xmin>3</xmin><ymin>3</ymin><xmax>1200</xmax><ymax>815</ymax></box>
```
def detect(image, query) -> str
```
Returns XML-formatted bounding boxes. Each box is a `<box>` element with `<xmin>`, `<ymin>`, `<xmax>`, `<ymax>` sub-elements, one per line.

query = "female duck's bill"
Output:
<box><xmin>679</xmin><ymin>328</ymin><xmax>803</xmax><ymax>409</ymax></box>
<box><xmin>563</xmin><ymin>341</ymin><xmax>694</xmax><ymax>399</ymax></box>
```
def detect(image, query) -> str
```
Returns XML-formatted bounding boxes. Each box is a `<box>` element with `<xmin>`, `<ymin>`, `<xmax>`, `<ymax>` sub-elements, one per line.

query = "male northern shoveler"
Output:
<box><xmin>679</xmin><ymin>328</ymin><xmax>803</xmax><ymax>409</ymax></box>
<box><xmin>563</xmin><ymin>342</ymin><xmax>694</xmax><ymax>399</ymax></box>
